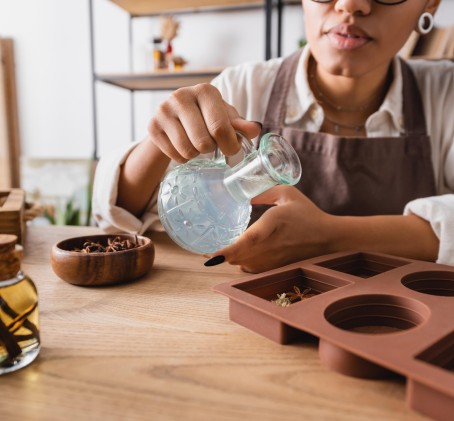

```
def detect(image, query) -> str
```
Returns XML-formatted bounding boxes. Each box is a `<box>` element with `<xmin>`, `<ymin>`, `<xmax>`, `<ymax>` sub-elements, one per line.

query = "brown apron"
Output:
<box><xmin>251</xmin><ymin>50</ymin><xmax>436</xmax><ymax>222</ymax></box>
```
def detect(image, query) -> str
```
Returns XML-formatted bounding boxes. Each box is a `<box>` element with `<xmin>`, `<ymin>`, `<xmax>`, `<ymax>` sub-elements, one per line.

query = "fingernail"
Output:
<box><xmin>251</xmin><ymin>120</ymin><xmax>263</xmax><ymax>129</ymax></box>
<box><xmin>204</xmin><ymin>255</ymin><xmax>225</xmax><ymax>267</ymax></box>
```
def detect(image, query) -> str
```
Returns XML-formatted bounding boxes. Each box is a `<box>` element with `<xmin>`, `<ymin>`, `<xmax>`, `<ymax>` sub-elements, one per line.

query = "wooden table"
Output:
<box><xmin>1</xmin><ymin>225</ymin><xmax>427</xmax><ymax>420</ymax></box>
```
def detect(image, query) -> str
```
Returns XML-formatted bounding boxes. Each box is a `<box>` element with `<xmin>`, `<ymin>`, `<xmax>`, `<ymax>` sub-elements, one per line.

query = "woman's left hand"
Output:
<box><xmin>214</xmin><ymin>185</ymin><xmax>334</xmax><ymax>273</ymax></box>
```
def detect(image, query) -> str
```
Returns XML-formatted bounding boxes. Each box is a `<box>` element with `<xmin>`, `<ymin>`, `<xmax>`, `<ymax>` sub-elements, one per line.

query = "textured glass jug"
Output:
<box><xmin>158</xmin><ymin>132</ymin><xmax>302</xmax><ymax>254</ymax></box>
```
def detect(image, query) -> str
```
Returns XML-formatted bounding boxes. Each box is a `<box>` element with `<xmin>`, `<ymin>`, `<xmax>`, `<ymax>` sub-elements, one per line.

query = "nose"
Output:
<box><xmin>334</xmin><ymin>0</ymin><xmax>372</xmax><ymax>16</ymax></box>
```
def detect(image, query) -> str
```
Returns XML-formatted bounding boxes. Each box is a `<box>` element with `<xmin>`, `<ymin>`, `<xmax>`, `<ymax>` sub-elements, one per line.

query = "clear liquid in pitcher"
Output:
<box><xmin>158</xmin><ymin>160</ymin><xmax>251</xmax><ymax>254</ymax></box>
<box><xmin>158</xmin><ymin>132</ymin><xmax>302</xmax><ymax>255</ymax></box>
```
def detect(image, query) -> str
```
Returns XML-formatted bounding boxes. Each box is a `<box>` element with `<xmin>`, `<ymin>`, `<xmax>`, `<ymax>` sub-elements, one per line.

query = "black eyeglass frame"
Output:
<box><xmin>311</xmin><ymin>0</ymin><xmax>408</xmax><ymax>5</ymax></box>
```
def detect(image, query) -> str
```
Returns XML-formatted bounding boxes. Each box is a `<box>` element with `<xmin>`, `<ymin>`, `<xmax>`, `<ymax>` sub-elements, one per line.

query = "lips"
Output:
<box><xmin>325</xmin><ymin>24</ymin><xmax>372</xmax><ymax>51</ymax></box>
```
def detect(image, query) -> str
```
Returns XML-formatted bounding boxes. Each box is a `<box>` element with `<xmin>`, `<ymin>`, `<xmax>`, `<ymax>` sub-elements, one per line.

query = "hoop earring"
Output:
<box><xmin>418</xmin><ymin>12</ymin><xmax>434</xmax><ymax>35</ymax></box>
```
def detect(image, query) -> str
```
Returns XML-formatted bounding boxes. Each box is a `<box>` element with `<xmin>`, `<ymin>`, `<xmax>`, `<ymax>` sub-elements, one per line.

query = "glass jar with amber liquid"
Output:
<box><xmin>0</xmin><ymin>234</ymin><xmax>40</xmax><ymax>374</ymax></box>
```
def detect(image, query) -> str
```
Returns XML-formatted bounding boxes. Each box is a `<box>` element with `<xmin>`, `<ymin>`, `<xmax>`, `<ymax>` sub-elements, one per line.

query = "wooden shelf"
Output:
<box><xmin>96</xmin><ymin>67</ymin><xmax>224</xmax><ymax>91</ymax></box>
<box><xmin>90</xmin><ymin>0</ymin><xmax>301</xmax><ymax>155</ymax></box>
<box><xmin>110</xmin><ymin>0</ymin><xmax>264</xmax><ymax>16</ymax></box>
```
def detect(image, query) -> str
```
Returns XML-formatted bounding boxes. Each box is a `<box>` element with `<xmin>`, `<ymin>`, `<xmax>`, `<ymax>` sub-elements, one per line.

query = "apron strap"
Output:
<box><xmin>262</xmin><ymin>51</ymin><xmax>428</xmax><ymax>136</ymax></box>
<box><xmin>399</xmin><ymin>58</ymin><xmax>428</xmax><ymax>136</ymax></box>
<box><xmin>262</xmin><ymin>49</ymin><xmax>303</xmax><ymax>128</ymax></box>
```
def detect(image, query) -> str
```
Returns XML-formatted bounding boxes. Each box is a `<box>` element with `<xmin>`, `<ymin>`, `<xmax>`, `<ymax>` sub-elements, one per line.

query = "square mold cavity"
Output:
<box><xmin>416</xmin><ymin>330</ymin><xmax>454</xmax><ymax>372</ymax></box>
<box><xmin>233</xmin><ymin>267</ymin><xmax>351</xmax><ymax>302</ymax></box>
<box><xmin>408</xmin><ymin>331</ymin><xmax>454</xmax><ymax>420</ymax></box>
<box><xmin>315</xmin><ymin>252</ymin><xmax>409</xmax><ymax>278</ymax></box>
<box><xmin>229</xmin><ymin>268</ymin><xmax>351</xmax><ymax>344</ymax></box>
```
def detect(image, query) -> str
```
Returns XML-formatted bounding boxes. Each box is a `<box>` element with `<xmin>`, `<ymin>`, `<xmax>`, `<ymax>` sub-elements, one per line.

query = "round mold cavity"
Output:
<box><xmin>324</xmin><ymin>294</ymin><xmax>430</xmax><ymax>334</ymax></box>
<box><xmin>319</xmin><ymin>339</ymin><xmax>396</xmax><ymax>379</ymax></box>
<box><xmin>401</xmin><ymin>271</ymin><xmax>454</xmax><ymax>297</ymax></box>
<box><xmin>320</xmin><ymin>294</ymin><xmax>430</xmax><ymax>379</ymax></box>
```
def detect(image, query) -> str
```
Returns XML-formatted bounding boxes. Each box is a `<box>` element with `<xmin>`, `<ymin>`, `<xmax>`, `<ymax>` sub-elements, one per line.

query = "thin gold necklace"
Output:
<box><xmin>309</xmin><ymin>62</ymin><xmax>380</xmax><ymax>113</ymax></box>
<box><xmin>323</xmin><ymin>115</ymin><xmax>365</xmax><ymax>134</ymax></box>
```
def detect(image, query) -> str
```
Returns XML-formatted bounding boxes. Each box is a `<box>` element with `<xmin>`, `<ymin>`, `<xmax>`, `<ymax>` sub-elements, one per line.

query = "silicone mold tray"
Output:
<box><xmin>213</xmin><ymin>252</ymin><xmax>454</xmax><ymax>421</ymax></box>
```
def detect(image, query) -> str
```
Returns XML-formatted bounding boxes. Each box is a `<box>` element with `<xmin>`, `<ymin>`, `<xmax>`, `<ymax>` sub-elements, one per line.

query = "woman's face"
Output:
<box><xmin>302</xmin><ymin>0</ymin><xmax>440</xmax><ymax>77</ymax></box>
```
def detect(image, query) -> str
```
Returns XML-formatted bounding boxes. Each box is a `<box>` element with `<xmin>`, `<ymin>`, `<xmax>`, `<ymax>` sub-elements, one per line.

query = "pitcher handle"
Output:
<box><xmin>213</xmin><ymin>131</ymin><xmax>255</xmax><ymax>163</ymax></box>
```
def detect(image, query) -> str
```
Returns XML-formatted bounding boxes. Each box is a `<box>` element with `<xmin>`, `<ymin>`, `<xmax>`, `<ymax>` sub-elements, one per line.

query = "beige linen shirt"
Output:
<box><xmin>92</xmin><ymin>46</ymin><xmax>454</xmax><ymax>265</ymax></box>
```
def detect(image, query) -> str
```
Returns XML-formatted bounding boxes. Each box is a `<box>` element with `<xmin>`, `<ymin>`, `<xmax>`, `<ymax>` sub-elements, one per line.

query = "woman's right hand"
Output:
<box><xmin>148</xmin><ymin>83</ymin><xmax>262</xmax><ymax>163</ymax></box>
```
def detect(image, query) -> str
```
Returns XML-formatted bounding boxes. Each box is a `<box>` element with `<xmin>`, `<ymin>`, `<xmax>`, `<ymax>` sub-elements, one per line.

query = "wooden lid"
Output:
<box><xmin>0</xmin><ymin>235</ymin><xmax>21</xmax><ymax>280</ymax></box>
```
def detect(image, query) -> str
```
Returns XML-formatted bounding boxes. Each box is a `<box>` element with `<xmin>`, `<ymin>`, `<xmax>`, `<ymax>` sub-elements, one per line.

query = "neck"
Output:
<box><xmin>310</xmin><ymin>57</ymin><xmax>391</xmax><ymax>110</ymax></box>
<box><xmin>308</xmin><ymin>57</ymin><xmax>393</xmax><ymax>136</ymax></box>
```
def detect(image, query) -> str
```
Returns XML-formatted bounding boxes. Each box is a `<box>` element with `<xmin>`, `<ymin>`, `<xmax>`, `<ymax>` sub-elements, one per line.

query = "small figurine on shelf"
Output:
<box><xmin>172</xmin><ymin>56</ymin><xmax>188</xmax><ymax>71</ymax></box>
<box><xmin>160</xmin><ymin>15</ymin><xmax>182</xmax><ymax>70</ymax></box>
<box><xmin>151</xmin><ymin>37</ymin><xmax>165</xmax><ymax>70</ymax></box>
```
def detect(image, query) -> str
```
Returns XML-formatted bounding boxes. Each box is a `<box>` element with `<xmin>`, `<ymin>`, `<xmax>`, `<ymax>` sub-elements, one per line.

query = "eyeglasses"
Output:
<box><xmin>311</xmin><ymin>0</ymin><xmax>408</xmax><ymax>5</ymax></box>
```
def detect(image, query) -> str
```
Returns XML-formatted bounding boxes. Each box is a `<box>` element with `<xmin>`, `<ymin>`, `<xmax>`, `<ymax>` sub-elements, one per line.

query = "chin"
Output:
<box><xmin>317</xmin><ymin>52</ymin><xmax>377</xmax><ymax>78</ymax></box>
<box><xmin>311</xmin><ymin>39</ymin><xmax>381</xmax><ymax>77</ymax></box>
<box><xmin>325</xmin><ymin>64</ymin><xmax>366</xmax><ymax>78</ymax></box>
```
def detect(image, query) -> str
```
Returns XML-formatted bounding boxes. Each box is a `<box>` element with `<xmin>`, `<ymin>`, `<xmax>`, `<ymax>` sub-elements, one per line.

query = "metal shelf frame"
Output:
<box><xmin>88</xmin><ymin>0</ymin><xmax>294</xmax><ymax>160</ymax></box>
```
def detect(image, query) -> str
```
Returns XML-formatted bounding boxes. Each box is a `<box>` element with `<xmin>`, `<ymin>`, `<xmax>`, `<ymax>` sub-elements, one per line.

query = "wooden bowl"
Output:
<box><xmin>51</xmin><ymin>234</ymin><xmax>155</xmax><ymax>286</ymax></box>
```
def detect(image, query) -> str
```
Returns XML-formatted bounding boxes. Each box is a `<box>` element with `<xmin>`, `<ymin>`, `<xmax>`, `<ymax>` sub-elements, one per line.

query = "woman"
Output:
<box><xmin>93</xmin><ymin>0</ymin><xmax>454</xmax><ymax>273</ymax></box>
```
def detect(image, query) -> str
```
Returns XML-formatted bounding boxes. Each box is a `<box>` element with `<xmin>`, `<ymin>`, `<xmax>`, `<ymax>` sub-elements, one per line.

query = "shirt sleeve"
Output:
<box><xmin>92</xmin><ymin>141</ymin><xmax>165</xmax><ymax>234</ymax></box>
<box><xmin>404</xmin><ymin>195</ymin><xmax>454</xmax><ymax>266</ymax></box>
<box><xmin>92</xmin><ymin>61</ymin><xmax>280</xmax><ymax>234</ymax></box>
<box><xmin>404</xmin><ymin>59</ymin><xmax>454</xmax><ymax>266</ymax></box>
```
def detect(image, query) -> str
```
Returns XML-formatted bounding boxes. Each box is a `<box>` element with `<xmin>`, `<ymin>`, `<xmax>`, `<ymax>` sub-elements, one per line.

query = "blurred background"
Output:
<box><xmin>1</xmin><ymin>0</ymin><xmax>453</xmax><ymax>227</ymax></box>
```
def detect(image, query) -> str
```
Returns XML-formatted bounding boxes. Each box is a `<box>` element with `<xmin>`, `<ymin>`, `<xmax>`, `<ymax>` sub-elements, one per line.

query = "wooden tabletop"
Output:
<box><xmin>1</xmin><ymin>225</ymin><xmax>427</xmax><ymax>421</ymax></box>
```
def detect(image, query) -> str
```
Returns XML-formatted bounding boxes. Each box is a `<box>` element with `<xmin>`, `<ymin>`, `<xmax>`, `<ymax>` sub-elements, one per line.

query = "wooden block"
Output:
<box><xmin>0</xmin><ymin>189</ymin><xmax>25</xmax><ymax>244</ymax></box>
<box><xmin>0</xmin><ymin>38</ymin><xmax>21</xmax><ymax>189</ymax></box>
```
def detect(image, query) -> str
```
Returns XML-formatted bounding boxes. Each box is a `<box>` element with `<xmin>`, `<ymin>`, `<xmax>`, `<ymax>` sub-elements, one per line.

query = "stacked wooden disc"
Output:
<box><xmin>0</xmin><ymin>188</ymin><xmax>25</xmax><ymax>244</ymax></box>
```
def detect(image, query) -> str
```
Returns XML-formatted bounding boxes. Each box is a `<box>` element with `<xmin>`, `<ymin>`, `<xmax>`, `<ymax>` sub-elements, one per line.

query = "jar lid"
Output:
<box><xmin>0</xmin><ymin>234</ymin><xmax>17</xmax><ymax>253</ymax></box>
<box><xmin>0</xmin><ymin>235</ymin><xmax>21</xmax><ymax>280</ymax></box>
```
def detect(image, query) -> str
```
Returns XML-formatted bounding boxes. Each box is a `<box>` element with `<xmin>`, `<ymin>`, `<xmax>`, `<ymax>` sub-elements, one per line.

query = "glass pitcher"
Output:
<box><xmin>157</xmin><ymin>132</ymin><xmax>302</xmax><ymax>254</ymax></box>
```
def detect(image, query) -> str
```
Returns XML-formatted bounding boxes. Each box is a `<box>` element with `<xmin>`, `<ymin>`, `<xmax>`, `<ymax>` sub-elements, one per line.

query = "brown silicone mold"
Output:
<box><xmin>213</xmin><ymin>252</ymin><xmax>454</xmax><ymax>421</ymax></box>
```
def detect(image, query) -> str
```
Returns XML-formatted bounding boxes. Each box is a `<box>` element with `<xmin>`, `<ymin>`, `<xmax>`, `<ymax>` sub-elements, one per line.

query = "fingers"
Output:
<box><xmin>210</xmin><ymin>189</ymin><xmax>309</xmax><ymax>272</ymax></box>
<box><xmin>196</xmin><ymin>85</ymin><xmax>239</xmax><ymax>156</ymax></box>
<box><xmin>225</xmin><ymin>100</ymin><xmax>262</xmax><ymax>140</ymax></box>
<box><xmin>147</xmin><ymin>121</ymin><xmax>187</xmax><ymax>163</ymax></box>
<box><xmin>150</xmin><ymin>119</ymin><xmax>198</xmax><ymax>164</ymax></box>
<box><xmin>216</xmin><ymin>212</ymin><xmax>277</xmax><ymax>265</ymax></box>
<box><xmin>250</xmin><ymin>185</ymin><xmax>301</xmax><ymax>206</ymax></box>
<box><xmin>213</xmin><ymin>190</ymin><xmax>292</xmax><ymax>266</ymax></box>
<box><xmin>150</xmin><ymin>86</ymin><xmax>216</xmax><ymax>162</ymax></box>
<box><xmin>148</xmin><ymin>83</ymin><xmax>262</xmax><ymax>162</ymax></box>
